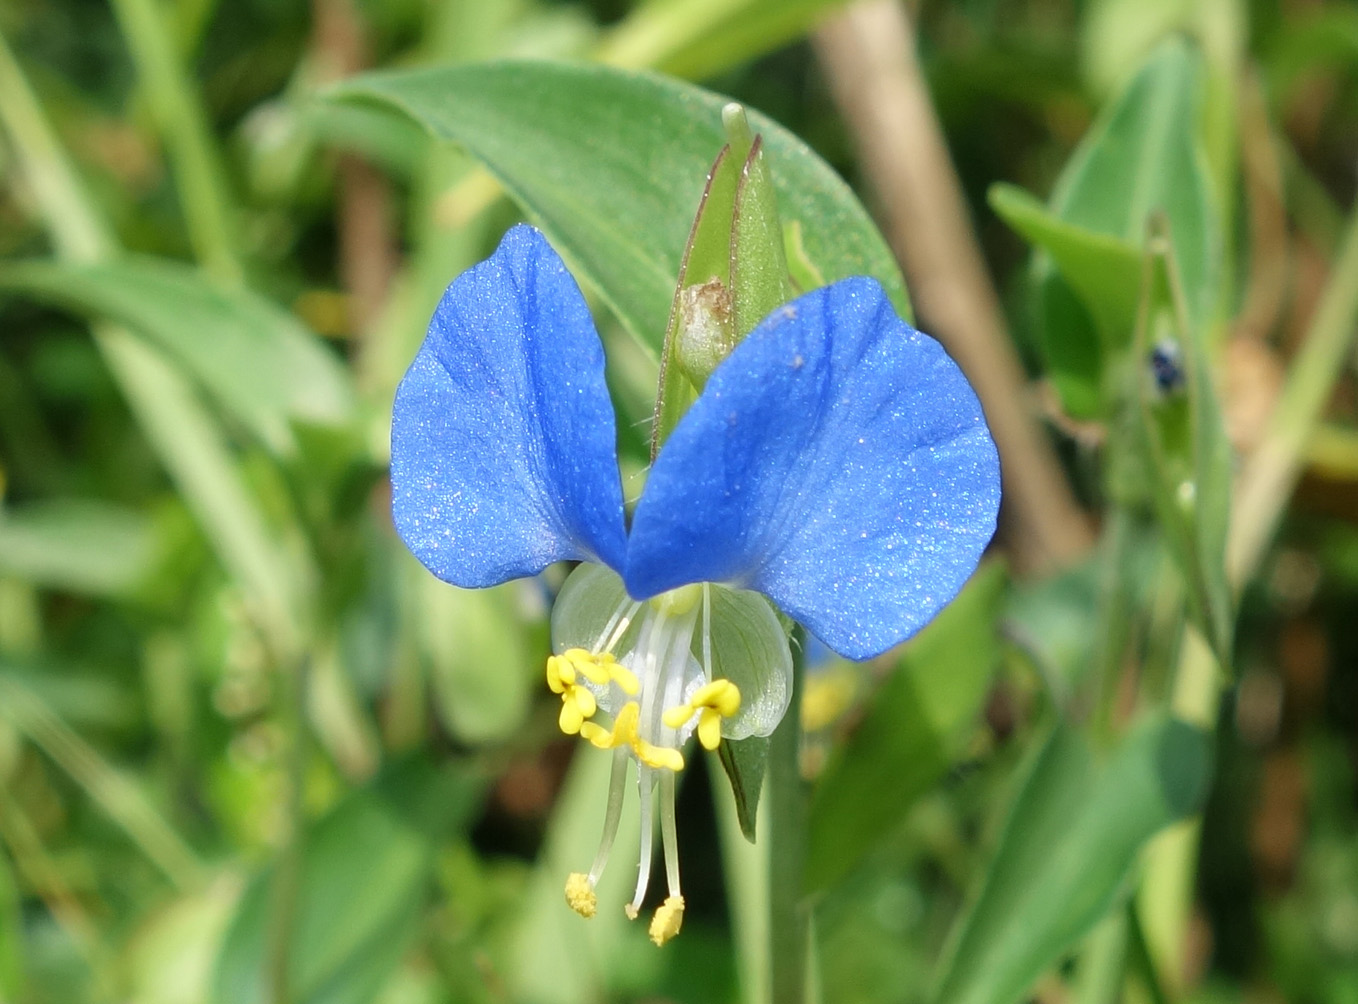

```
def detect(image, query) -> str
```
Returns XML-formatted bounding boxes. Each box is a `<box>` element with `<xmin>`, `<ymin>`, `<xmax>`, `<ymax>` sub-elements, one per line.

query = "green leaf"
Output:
<box><xmin>805</xmin><ymin>562</ymin><xmax>1007</xmax><ymax>891</ymax></box>
<box><xmin>329</xmin><ymin>60</ymin><xmax>908</xmax><ymax>355</ymax></box>
<box><xmin>988</xmin><ymin>183</ymin><xmax>1142</xmax><ymax>345</ymax></box>
<box><xmin>718</xmin><ymin>734</ymin><xmax>769</xmax><ymax>843</ymax></box>
<box><xmin>1131</xmin><ymin>216</ymin><xmax>1233</xmax><ymax>667</ymax></box>
<box><xmin>211</xmin><ymin>758</ymin><xmax>482</xmax><ymax>1004</ymax></box>
<box><xmin>1026</xmin><ymin>38</ymin><xmax>1218</xmax><ymax>418</ymax></box>
<box><xmin>0</xmin><ymin>257</ymin><xmax>355</xmax><ymax>456</ymax></box>
<box><xmin>931</xmin><ymin>716</ymin><xmax>1213</xmax><ymax>1004</ymax></box>
<box><xmin>599</xmin><ymin>0</ymin><xmax>854</xmax><ymax>82</ymax></box>
<box><xmin>0</xmin><ymin>499</ymin><xmax>159</xmax><ymax>597</ymax></box>
<box><xmin>420</xmin><ymin>574</ymin><xmax>535</xmax><ymax>746</ymax></box>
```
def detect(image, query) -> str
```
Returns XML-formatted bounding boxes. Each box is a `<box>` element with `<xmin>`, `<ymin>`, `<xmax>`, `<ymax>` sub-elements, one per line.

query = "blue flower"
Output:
<box><xmin>391</xmin><ymin>224</ymin><xmax>999</xmax><ymax>942</ymax></box>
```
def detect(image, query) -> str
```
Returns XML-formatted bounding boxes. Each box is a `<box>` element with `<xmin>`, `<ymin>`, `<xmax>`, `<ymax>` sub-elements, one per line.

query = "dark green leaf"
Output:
<box><xmin>718</xmin><ymin>734</ymin><xmax>769</xmax><ymax>843</ymax></box>
<box><xmin>329</xmin><ymin>60</ymin><xmax>908</xmax><ymax>357</ymax></box>
<box><xmin>931</xmin><ymin>716</ymin><xmax>1214</xmax><ymax>1004</ymax></box>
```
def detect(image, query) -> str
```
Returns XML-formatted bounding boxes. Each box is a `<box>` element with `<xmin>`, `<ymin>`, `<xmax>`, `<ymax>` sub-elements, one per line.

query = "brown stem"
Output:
<box><xmin>813</xmin><ymin>0</ymin><xmax>1094</xmax><ymax>576</ymax></box>
<box><xmin>311</xmin><ymin>0</ymin><xmax>398</xmax><ymax>337</ymax></box>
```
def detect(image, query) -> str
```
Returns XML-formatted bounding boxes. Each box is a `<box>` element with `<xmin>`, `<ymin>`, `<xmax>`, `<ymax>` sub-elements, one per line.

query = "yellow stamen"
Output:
<box><xmin>635</xmin><ymin>738</ymin><xmax>685</xmax><ymax>772</ymax></box>
<box><xmin>556</xmin><ymin>648</ymin><xmax>641</xmax><ymax>695</ymax></box>
<box><xmin>648</xmin><ymin>895</ymin><xmax>685</xmax><ymax>946</ymax></box>
<box><xmin>579</xmin><ymin>702</ymin><xmax>684</xmax><ymax>771</ymax></box>
<box><xmin>662</xmin><ymin>679</ymin><xmax>742</xmax><ymax>751</ymax></box>
<box><xmin>565</xmin><ymin>873</ymin><xmax>597</xmax><ymax>918</ymax></box>
<box><xmin>545</xmin><ymin>655</ymin><xmax>574</xmax><ymax>693</ymax></box>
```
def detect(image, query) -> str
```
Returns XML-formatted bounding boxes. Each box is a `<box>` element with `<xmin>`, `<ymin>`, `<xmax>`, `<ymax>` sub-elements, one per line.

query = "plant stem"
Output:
<box><xmin>712</xmin><ymin>762</ymin><xmax>769</xmax><ymax>1004</ymax></box>
<box><xmin>267</xmin><ymin>655</ymin><xmax>310</xmax><ymax>1004</ymax></box>
<box><xmin>1228</xmin><ymin>202</ymin><xmax>1358</xmax><ymax>585</ymax></box>
<box><xmin>767</xmin><ymin>628</ymin><xmax>808</xmax><ymax>1004</ymax></box>
<box><xmin>1141</xmin><ymin>200</ymin><xmax>1358</xmax><ymax>988</ymax></box>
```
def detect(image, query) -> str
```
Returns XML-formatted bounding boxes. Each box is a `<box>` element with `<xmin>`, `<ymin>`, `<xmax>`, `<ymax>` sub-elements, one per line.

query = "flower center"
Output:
<box><xmin>548</xmin><ymin>581</ymin><xmax>741</xmax><ymax>945</ymax></box>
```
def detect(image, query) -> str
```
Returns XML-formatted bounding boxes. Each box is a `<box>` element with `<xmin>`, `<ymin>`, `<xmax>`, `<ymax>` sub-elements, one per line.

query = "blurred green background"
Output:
<box><xmin>0</xmin><ymin>0</ymin><xmax>1355</xmax><ymax>1002</ymax></box>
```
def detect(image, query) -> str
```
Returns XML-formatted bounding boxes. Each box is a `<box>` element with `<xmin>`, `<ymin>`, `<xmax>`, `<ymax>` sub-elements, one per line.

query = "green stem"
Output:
<box><xmin>1227</xmin><ymin>203</ymin><xmax>1358</xmax><ymax>586</ymax></box>
<box><xmin>712</xmin><ymin>761</ymin><xmax>769</xmax><ymax>1004</ymax></box>
<box><xmin>767</xmin><ymin>628</ymin><xmax>808</xmax><ymax>1004</ymax></box>
<box><xmin>108</xmin><ymin>0</ymin><xmax>243</xmax><ymax>282</ymax></box>
<box><xmin>1089</xmin><ymin>507</ymin><xmax>1132</xmax><ymax>745</ymax></box>
<box><xmin>267</xmin><ymin>656</ymin><xmax>310</xmax><ymax>1004</ymax></box>
<box><xmin>1140</xmin><ymin>198</ymin><xmax>1358</xmax><ymax>993</ymax></box>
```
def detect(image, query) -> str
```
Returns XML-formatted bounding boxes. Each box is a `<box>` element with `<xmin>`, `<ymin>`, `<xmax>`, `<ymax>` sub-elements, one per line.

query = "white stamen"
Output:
<box><xmin>701</xmin><ymin>583</ymin><xmax>712</xmax><ymax>681</ymax></box>
<box><xmin>660</xmin><ymin>769</ymin><xmax>681</xmax><ymax>898</ymax></box>
<box><xmin>628</xmin><ymin>768</ymin><xmax>655</xmax><ymax>918</ymax></box>
<box><xmin>596</xmin><ymin>599</ymin><xmax>642</xmax><ymax>655</ymax></box>
<box><xmin>586</xmin><ymin>748</ymin><xmax>630</xmax><ymax>886</ymax></box>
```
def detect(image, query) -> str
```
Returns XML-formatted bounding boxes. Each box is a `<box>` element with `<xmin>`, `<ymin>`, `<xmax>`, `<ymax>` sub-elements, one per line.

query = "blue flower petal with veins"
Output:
<box><xmin>623</xmin><ymin>278</ymin><xmax>1000</xmax><ymax>659</ymax></box>
<box><xmin>391</xmin><ymin>225</ymin><xmax>628</xmax><ymax>585</ymax></box>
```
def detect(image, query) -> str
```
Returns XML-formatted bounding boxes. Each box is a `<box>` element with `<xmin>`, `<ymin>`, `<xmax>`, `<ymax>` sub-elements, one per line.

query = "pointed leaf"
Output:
<box><xmin>931</xmin><ymin>716</ymin><xmax>1213</xmax><ymax>1004</ymax></box>
<box><xmin>988</xmin><ymin>183</ymin><xmax>1142</xmax><ymax>344</ymax></box>
<box><xmin>329</xmin><ymin>61</ymin><xmax>908</xmax><ymax>358</ymax></box>
<box><xmin>1026</xmin><ymin>38</ymin><xmax>1218</xmax><ymax>418</ymax></box>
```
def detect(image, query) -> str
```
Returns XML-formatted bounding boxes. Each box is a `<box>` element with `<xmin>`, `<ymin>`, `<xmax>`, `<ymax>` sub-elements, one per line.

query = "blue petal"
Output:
<box><xmin>390</xmin><ymin>225</ymin><xmax>627</xmax><ymax>585</ymax></box>
<box><xmin>624</xmin><ymin>278</ymin><xmax>1000</xmax><ymax>659</ymax></box>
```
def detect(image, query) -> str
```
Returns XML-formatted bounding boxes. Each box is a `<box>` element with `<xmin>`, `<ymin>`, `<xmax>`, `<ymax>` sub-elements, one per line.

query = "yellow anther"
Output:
<box><xmin>562</xmin><ymin>648</ymin><xmax>613</xmax><ymax>685</ymax></box>
<box><xmin>545</xmin><ymin>654</ymin><xmax>575</xmax><ymax>693</ymax></box>
<box><xmin>580</xmin><ymin>701</ymin><xmax>638</xmax><ymax>750</ymax></box>
<box><xmin>635</xmin><ymin>738</ymin><xmax>685</xmax><ymax>772</ymax></box>
<box><xmin>579</xmin><ymin>702</ymin><xmax>684</xmax><ymax>771</ymax></box>
<box><xmin>558</xmin><ymin>648</ymin><xmax>640</xmax><ymax>695</ymax></box>
<box><xmin>557</xmin><ymin>684</ymin><xmax>597</xmax><ymax>735</ymax></box>
<box><xmin>565</xmin><ymin>873</ymin><xmax>597</xmax><ymax>918</ymax></box>
<box><xmin>548</xmin><ymin>653</ymin><xmax>600</xmax><ymax>736</ymax></box>
<box><xmin>648</xmin><ymin>895</ymin><xmax>685</xmax><ymax>946</ymax></box>
<box><xmin>662</xmin><ymin>679</ymin><xmax>742</xmax><ymax>751</ymax></box>
<box><xmin>609</xmin><ymin>663</ymin><xmax>640</xmax><ymax>696</ymax></box>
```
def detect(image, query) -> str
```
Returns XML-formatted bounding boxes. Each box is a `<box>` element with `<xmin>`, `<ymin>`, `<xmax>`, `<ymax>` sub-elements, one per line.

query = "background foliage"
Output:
<box><xmin>0</xmin><ymin>0</ymin><xmax>1356</xmax><ymax>1002</ymax></box>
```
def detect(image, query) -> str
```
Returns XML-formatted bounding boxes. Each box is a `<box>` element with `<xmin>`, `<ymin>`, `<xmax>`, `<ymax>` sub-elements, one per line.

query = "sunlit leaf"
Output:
<box><xmin>329</xmin><ymin>60</ymin><xmax>908</xmax><ymax>358</ymax></box>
